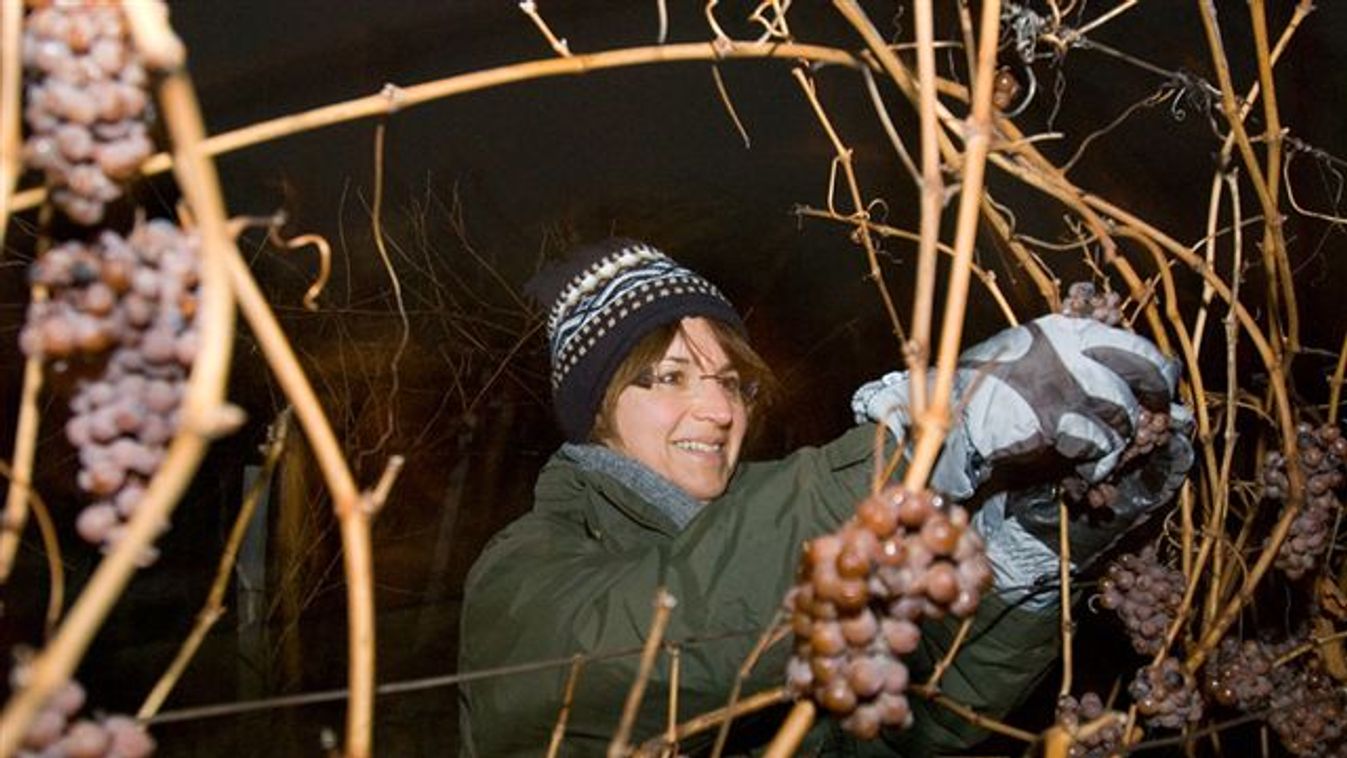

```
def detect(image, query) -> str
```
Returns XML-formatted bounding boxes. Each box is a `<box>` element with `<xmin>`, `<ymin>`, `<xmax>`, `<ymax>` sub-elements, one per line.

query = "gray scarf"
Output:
<box><xmin>561</xmin><ymin>443</ymin><xmax>704</xmax><ymax>531</ymax></box>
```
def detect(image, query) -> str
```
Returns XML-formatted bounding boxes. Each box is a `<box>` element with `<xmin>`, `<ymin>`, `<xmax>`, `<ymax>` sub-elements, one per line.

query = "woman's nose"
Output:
<box><xmin>691</xmin><ymin>377</ymin><xmax>736</xmax><ymax>424</ymax></box>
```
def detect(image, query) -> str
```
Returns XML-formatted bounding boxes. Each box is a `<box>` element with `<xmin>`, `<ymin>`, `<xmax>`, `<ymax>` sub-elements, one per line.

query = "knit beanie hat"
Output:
<box><xmin>526</xmin><ymin>238</ymin><xmax>745</xmax><ymax>443</ymax></box>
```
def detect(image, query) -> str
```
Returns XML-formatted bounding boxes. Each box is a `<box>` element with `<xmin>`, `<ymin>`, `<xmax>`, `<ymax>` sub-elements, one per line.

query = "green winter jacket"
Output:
<box><xmin>459</xmin><ymin>424</ymin><xmax>1060</xmax><ymax>756</ymax></box>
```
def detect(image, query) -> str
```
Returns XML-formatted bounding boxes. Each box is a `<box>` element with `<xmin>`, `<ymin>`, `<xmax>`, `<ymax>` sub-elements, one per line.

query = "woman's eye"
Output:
<box><xmin>717</xmin><ymin>376</ymin><xmax>742</xmax><ymax>394</ymax></box>
<box><xmin>654</xmin><ymin>369</ymin><xmax>687</xmax><ymax>387</ymax></box>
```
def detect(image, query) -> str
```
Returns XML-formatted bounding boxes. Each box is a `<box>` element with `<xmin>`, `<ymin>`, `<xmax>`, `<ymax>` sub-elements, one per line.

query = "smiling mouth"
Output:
<box><xmin>673</xmin><ymin>440</ymin><xmax>724</xmax><ymax>455</ymax></box>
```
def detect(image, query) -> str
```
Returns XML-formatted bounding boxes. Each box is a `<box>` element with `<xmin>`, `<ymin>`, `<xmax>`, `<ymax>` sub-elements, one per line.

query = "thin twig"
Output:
<box><xmin>519</xmin><ymin>1</ymin><xmax>573</xmax><ymax>57</ymax></box>
<box><xmin>910</xmin><ymin>685</ymin><xmax>1039</xmax><ymax>743</ymax></box>
<box><xmin>0</xmin><ymin>341</ymin><xmax>44</xmax><ymax>583</ymax></box>
<box><xmin>655</xmin><ymin>0</ymin><xmax>668</xmax><ymax>44</ymax></box>
<box><xmin>1273</xmin><ymin>630</ymin><xmax>1347</xmax><ymax>668</ymax></box>
<box><xmin>665</xmin><ymin>644</ymin><xmax>680</xmax><ymax>756</ymax></box>
<box><xmin>925</xmin><ymin>616</ymin><xmax>974</xmax><ymax>691</ymax></box>
<box><xmin>1284</xmin><ymin>149</ymin><xmax>1347</xmax><ymax>226</ymax></box>
<box><xmin>608</xmin><ymin>589</ymin><xmax>677</xmax><ymax>758</ymax></box>
<box><xmin>364</xmin><ymin>454</ymin><xmax>405</xmax><ymax>517</ymax></box>
<box><xmin>858</xmin><ymin>61</ymin><xmax>919</xmax><ymax>186</ymax></box>
<box><xmin>634</xmin><ymin>688</ymin><xmax>789</xmax><ymax>757</ymax></box>
<box><xmin>1330</xmin><ymin>329</ymin><xmax>1347</xmax><ymax>427</ymax></box>
<box><xmin>545</xmin><ymin>656</ymin><xmax>585</xmax><ymax>758</ymax></box>
<box><xmin>1190</xmin><ymin>171</ymin><xmax>1227</xmax><ymax>360</ymax></box>
<box><xmin>710</xmin><ymin>65</ymin><xmax>751</xmax><ymax>149</ymax></box>
<box><xmin>0</xmin><ymin>461</ymin><xmax>63</xmax><ymax>640</ymax></box>
<box><xmin>1070</xmin><ymin>0</ymin><xmax>1138</xmax><ymax>39</ymax></box>
<box><xmin>137</xmin><ymin>412</ymin><xmax>291</xmax><ymax>719</ymax></box>
<box><xmin>1058</xmin><ymin>500</ymin><xmax>1074</xmax><ymax>697</ymax></box>
<box><xmin>711</xmin><ymin>619</ymin><xmax>788</xmax><ymax>758</ymax></box>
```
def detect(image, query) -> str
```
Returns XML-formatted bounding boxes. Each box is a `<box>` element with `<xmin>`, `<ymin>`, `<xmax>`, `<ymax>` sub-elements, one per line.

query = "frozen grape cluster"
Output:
<box><xmin>784</xmin><ymin>487</ymin><xmax>992</xmax><ymax>739</ymax></box>
<box><xmin>9</xmin><ymin>665</ymin><xmax>155</xmax><ymax>758</ymax></box>
<box><xmin>1063</xmin><ymin>408</ymin><xmax>1174</xmax><ymax>511</ymax></box>
<box><xmin>20</xmin><ymin>220</ymin><xmax>200</xmax><ymax>563</ymax></box>
<box><xmin>1261</xmin><ymin>422</ymin><xmax>1346</xmax><ymax>579</ymax></box>
<box><xmin>1055</xmin><ymin>692</ymin><xmax>1123</xmax><ymax>758</ymax></box>
<box><xmin>1202</xmin><ymin>637</ymin><xmax>1275</xmax><ymax>711</ymax></box>
<box><xmin>1097</xmin><ymin>544</ymin><xmax>1185</xmax><ymax>656</ymax></box>
<box><xmin>1129</xmin><ymin>657</ymin><xmax>1204</xmax><ymax>730</ymax></box>
<box><xmin>1267</xmin><ymin>657</ymin><xmax>1346</xmax><ymax>757</ymax></box>
<box><xmin>21</xmin><ymin>0</ymin><xmax>154</xmax><ymax>225</ymax></box>
<box><xmin>1060</xmin><ymin>281</ymin><xmax>1123</xmax><ymax>327</ymax></box>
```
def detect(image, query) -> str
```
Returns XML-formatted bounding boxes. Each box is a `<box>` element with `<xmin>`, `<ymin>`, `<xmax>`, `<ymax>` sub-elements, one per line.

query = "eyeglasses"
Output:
<box><xmin>632</xmin><ymin>363</ymin><xmax>761</xmax><ymax>406</ymax></box>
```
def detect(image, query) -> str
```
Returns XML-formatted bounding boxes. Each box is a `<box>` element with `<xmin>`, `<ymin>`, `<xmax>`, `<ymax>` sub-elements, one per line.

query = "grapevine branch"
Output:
<box><xmin>0</xmin><ymin>338</ymin><xmax>43</xmax><ymax>583</ymax></box>
<box><xmin>545</xmin><ymin>656</ymin><xmax>585</xmax><ymax>758</ymax></box>
<box><xmin>8</xmin><ymin>43</ymin><xmax>869</xmax><ymax>216</ymax></box>
<box><xmin>0</xmin><ymin>0</ymin><xmax>22</xmax><ymax>252</ymax></box>
<box><xmin>1196</xmin><ymin>0</ymin><xmax>1297</xmax><ymax>357</ymax></box>
<box><xmin>607</xmin><ymin>588</ymin><xmax>676</xmax><ymax>758</ymax></box>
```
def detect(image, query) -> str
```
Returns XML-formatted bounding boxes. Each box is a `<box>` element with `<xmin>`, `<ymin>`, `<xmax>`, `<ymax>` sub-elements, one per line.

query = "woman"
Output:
<box><xmin>458</xmin><ymin>238</ymin><xmax>1191</xmax><ymax>756</ymax></box>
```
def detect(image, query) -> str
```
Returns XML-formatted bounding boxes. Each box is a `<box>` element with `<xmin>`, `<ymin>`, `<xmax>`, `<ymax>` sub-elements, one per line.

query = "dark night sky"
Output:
<box><xmin>3</xmin><ymin>1</ymin><xmax>1347</xmax><ymax>754</ymax></box>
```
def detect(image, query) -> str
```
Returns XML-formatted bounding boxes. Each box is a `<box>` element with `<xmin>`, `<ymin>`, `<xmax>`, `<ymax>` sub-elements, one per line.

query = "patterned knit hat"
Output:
<box><xmin>526</xmin><ymin>238</ymin><xmax>745</xmax><ymax>442</ymax></box>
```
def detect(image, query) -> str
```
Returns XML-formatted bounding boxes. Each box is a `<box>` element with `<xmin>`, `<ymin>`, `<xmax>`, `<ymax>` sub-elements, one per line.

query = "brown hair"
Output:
<box><xmin>590</xmin><ymin>319</ymin><xmax>775</xmax><ymax>443</ymax></box>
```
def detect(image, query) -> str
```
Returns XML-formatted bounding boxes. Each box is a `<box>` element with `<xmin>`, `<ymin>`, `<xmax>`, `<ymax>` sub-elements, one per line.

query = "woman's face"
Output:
<box><xmin>605</xmin><ymin>317</ymin><xmax>749</xmax><ymax>502</ymax></box>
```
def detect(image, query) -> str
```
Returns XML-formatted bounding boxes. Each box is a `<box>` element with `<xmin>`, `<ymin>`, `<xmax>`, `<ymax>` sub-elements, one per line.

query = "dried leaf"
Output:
<box><xmin>1319</xmin><ymin>576</ymin><xmax>1347</xmax><ymax>621</ymax></box>
<box><xmin>1312</xmin><ymin>617</ymin><xmax>1347</xmax><ymax>683</ymax></box>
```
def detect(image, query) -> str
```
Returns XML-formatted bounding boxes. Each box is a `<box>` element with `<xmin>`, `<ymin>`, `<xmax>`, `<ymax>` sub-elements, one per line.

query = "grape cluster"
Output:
<box><xmin>1202</xmin><ymin>637</ymin><xmax>1275</xmax><ymax>711</ymax></box>
<box><xmin>1063</xmin><ymin>408</ymin><xmax>1174</xmax><ymax>511</ymax></box>
<box><xmin>1267</xmin><ymin>658</ymin><xmax>1347</xmax><ymax>756</ymax></box>
<box><xmin>21</xmin><ymin>1</ymin><xmax>154</xmax><ymax>226</ymax></box>
<box><xmin>784</xmin><ymin>487</ymin><xmax>992</xmax><ymax>739</ymax></box>
<box><xmin>1128</xmin><ymin>657</ymin><xmax>1204</xmax><ymax>730</ymax></box>
<box><xmin>1055</xmin><ymin>692</ymin><xmax>1123</xmax><ymax>758</ymax></box>
<box><xmin>1261</xmin><ymin>422</ymin><xmax>1346</xmax><ymax>579</ymax></box>
<box><xmin>1060</xmin><ymin>281</ymin><xmax>1123</xmax><ymax>327</ymax></box>
<box><xmin>9</xmin><ymin>670</ymin><xmax>155</xmax><ymax>758</ymax></box>
<box><xmin>19</xmin><ymin>220</ymin><xmax>200</xmax><ymax>562</ymax></box>
<box><xmin>1096</xmin><ymin>544</ymin><xmax>1185</xmax><ymax>656</ymax></box>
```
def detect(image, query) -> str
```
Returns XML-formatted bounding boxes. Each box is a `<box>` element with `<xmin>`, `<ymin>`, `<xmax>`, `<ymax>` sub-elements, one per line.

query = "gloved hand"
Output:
<box><xmin>852</xmin><ymin>315</ymin><xmax>1195</xmax><ymax>607</ymax></box>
